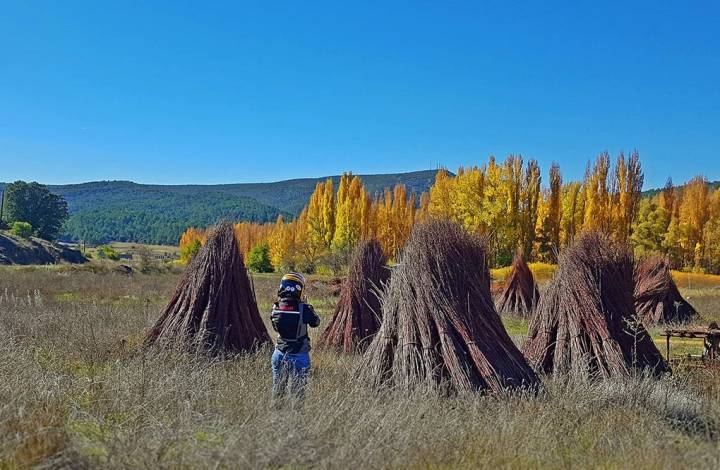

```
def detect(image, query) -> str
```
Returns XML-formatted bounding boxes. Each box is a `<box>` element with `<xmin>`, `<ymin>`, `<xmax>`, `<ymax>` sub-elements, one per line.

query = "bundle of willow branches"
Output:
<box><xmin>496</xmin><ymin>250</ymin><xmax>539</xmax><ymax>318</ymax></box>
<box><xmin>522</xmin><ymin>232</ymin><xmax>668</xmax><ymax>379</ymax></box>
<box><xmin>145</xmin><ymin>222</ymin><xmax>270</xmax><ymax>353</ymax></box>
<box><xmin>320</xmin><ymin>238</ymin><xmax>390</xmax><ymax>353</ymax></box>
<box><xmin>634</xmin><ymin>256</ymin><xmax>697</xmax><ymax>325</ymax></box>
<box><xmin>360</xmin><ymin>220</ymin><xmax>539</xmax><ymax>393</ymax></box>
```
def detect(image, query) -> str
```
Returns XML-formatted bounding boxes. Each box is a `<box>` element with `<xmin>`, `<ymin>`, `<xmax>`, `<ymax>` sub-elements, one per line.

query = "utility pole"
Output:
<box><xmin>0</xmin><ymin>189</ymin><xmax>4</xmax><ymax>227</ymax></box>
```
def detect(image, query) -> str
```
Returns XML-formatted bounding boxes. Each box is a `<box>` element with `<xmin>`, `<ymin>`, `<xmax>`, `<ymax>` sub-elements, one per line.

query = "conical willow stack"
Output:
<box><xmin>360</xmin><ymin>220</ymin><xmax>539</xmax><ymax>394</ymax></box>
<box><xmin>145</xmin><ymin>222</ymin><xmax>270</xmax><ymax>353</ymax></box>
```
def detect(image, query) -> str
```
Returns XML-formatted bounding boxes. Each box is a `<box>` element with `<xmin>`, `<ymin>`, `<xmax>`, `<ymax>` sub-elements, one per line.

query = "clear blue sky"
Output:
<box><xmin>1</xmin><ymin>1</ymin><xmax>718</xmax><ymax>188</ymax></box>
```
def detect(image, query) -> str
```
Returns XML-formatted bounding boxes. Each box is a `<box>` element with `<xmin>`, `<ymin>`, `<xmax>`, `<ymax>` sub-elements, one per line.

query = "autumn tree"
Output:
<box><xmin>519</xmin><ymin>158</ymin><xmax>541</xmax><ymax>256</ymax></box>
<box><xmin>583</xmin><ymin>153</ymin><xmax>611</xmax><ymax>233</ymax></box>
<box><xmin>678</xmin><ymin>176</ymin><xmax>711</xmax><ymax>270</ymax></box>
<box><xmin>179</xmin><ymin>227</ymin><xmax>207</xmax><ymax>264</ymax></box>
<box><xmin>560</xmin><ymin>182</ymin><xmax>584</xmax><ymax>247</ymax></box>
<box><xmin>659</xmin><ymin>177</ymin><xmax>676</xmax><ymax>215</ymax></box>
<box><xmin>612</xmin><ymin>150</ymin><xmax>644</xmax><ymax>241</ymax></box>
<box><xmin>333</xmin><ymin>173</ymin><xmax>367</xmax><ymax>253</ymax></box>
<box><xmin>702</xmin><ymin>189</ymin><xmax>720</xmax><ymax>273</ymax></box>
<box><xmin>428</xmin><ymin>169</ymin><xmax>454</xmax><ymax>219</ymax></box>
<box><xmin>268</xmin><ymin>215</ymin><xmax>293</xmax><ymax>271</ymax></box>
<box><xmin>374</xmin><ymin>184</ymin><xmax>416</xmax><ymax>259</ymax></box>
<box><xmin>305</xmin><ymin>179</ymin><xmax>336</xmax><ymax>261</ymax></box>
<box><xmin>234</xmin><ymin>221</ymin><xmax>273</xmax><ymax>260</ymax></box>
<box><xmin>536</xmin><ymin>163</ymin><xmax>562</xmax><ymax>261</ymax></box>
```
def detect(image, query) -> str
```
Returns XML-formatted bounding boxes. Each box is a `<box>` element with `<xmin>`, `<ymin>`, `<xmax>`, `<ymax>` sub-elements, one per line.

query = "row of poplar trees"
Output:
<box><xmin>632</xmin><ymin>176</ymin><xmax>720</xmax><ymax>273</ymax></box>
<box><xmin>179</xmin><ymin>151</ymin><xmax>720</xmax><ymax>274</ymax></box>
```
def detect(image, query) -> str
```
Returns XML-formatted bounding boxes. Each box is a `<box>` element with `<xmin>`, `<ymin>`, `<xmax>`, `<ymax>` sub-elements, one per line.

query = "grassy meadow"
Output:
<box><xmin>2</xmin><ymin>265</ymin><xmax>720</xmax><ymax>468</ymax></box>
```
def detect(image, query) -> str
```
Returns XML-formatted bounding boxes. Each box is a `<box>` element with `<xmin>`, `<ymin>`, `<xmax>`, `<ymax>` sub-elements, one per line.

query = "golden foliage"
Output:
<box><xmin>176</xmin><ymin>153</ymin><xmax>720</xmax><ymax>274</ymax></box>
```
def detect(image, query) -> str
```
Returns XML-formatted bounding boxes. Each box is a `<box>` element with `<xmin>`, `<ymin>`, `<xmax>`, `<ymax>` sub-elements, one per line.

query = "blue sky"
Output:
<box><xmin>1</xmin><ymin>1</ymin><xmax>718</xmax><ymax>188</ymax></box>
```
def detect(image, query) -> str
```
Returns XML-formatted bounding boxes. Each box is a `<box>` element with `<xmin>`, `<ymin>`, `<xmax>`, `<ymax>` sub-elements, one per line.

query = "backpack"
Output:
<box><xmin>270</xmin><ymin>299</ymin><xmax>309</xmax><ymax>342</ymax></box>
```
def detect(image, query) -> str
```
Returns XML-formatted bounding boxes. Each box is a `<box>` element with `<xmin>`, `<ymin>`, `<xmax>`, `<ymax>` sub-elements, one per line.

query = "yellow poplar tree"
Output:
<box><xmin>546</xmin><ymin>163</ymin><xmax>562</xmax><ymax>256</ymax></box>
<box><xmin>560</xmin><ymin>182</ymin><xmax>584</xmax><ymax>247</ymax></box>
<box><xmin>305</xmin><ymin>179</ymin><xmax>335</xmax><ymax>259</ymax></box>
<box><xmin>678</xmin><ymin>176</ymin><xmax>710</xmax><ymax>271</ymax></box>
<box><xmin>612</xmin><ymin>151</ymin><xmax>644</xmax><ymax>241</ymax></box>
<box><xmin>583</xmin><ymin>152</ymin><xmax>611</xmax><ymax>233</ymax></box>
<box><xmin>332</xmin><ymin>173</ymin><xmax>367</xmax><ymax>252</ymax></box>
<box><xmin>519</xmin><ymin>158</ymin><xmax>541</xmax><ymax>256</ymax></box>
<box><xmin>178</xmin><ymin>227</ymin><xmax>207</xmax><ymax>263</ymax></box>
<box><xmin>428</xmin><ymin>169</ymin><xmax>454</xmax><ymax>219</ymax></box>
<box><xmin>268</xmin><ymin>215</ymin><xmax>293</xmax><ymax>271</ymax></box>
<box><xmin>416</xmin><ymin>192</ymin><xmax>430</xmax><ymax>223</ymax></box>
<box><xmin>451</xmin><ymin>166</ymin><xmax>485</xmax><ymax>233</ymax></box>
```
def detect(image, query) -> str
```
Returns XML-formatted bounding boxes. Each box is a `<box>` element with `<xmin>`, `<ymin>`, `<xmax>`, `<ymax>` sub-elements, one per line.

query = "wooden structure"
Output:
<box><xmin>661</xmin><ymin>326</ymin><xmax>720</xmax><ymax>362</ymax></box>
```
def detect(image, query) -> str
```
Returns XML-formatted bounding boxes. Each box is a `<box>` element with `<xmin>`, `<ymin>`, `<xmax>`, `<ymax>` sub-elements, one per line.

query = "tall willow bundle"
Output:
<box><xmin>359</xmin><ymin>220</ymin><xmax>539</xmax><ymax>393</ymax></box>
<box><xmin>320</xmin><ymin>238</ymin><xmax>390</xmax><ymax>353</ymax></box>
<box><xmin>634</xmin><ymin>256</ymin><xmax>697</xmax><ymax>325</ymax></box>
<box><xmin>145</xmin><ymin>222</ymin><xmax>270</xmax><ymax>353</ymax></box>
<box><xmin>496</xmin><ymin>250</ymin><xmax>539</xmax><ymax>318</ymax></box>
<box><xmin>522</xmin><ymin>232</ymin><xmax>668</xmax><ymax>379</ymax></box>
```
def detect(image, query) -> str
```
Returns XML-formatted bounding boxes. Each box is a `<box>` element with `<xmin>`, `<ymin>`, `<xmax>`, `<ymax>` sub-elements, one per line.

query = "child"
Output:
<box><xmin>270</xmin><ymin>272</ymin><xmax>320</xmax><ymax>401</ymax></box>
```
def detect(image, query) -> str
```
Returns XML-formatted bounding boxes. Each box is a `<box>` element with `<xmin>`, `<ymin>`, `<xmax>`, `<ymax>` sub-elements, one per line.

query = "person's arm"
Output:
<box><xmin>303</xmin><ymin>303</ymin><xmax>321</xmax><ymax>328</ymax></box>
<box><xmin>269</xmin><ymin>302</ymin><xmax>279</xmax><ymax>332</ymax></box>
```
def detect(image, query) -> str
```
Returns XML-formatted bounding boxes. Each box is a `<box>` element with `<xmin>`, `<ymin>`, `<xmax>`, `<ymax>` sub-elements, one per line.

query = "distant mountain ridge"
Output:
<box><xmin>7</xmin><ymin>170</ymin><xmax>709</xmax><ymax>246</ymax></box>
<box><xmin>0</xmin><ymin>170</ymin><xmax>440</xmax><ymax>245</ymax></box>
<box><xmin>641</xmin><ymin>180</ymin><xmax>720</xmax><ymax>198</ymax></box>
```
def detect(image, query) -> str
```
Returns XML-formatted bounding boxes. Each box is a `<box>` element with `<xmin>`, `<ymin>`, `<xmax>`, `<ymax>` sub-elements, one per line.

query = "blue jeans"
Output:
<box><xmin>271</xmin><ymin>349</ymin><xmax>311</xmax><ymax>401</ymax></box>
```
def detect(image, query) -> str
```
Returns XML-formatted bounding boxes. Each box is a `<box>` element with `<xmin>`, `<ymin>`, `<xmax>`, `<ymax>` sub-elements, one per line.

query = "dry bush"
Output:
<box><xmin>320</xmin><ymin>238</ymin><xmax>389</xmax><ymax>353</ymax></box>
<box><xmin>360</xmin><ymin>220</ymin><xmax>539</xmax><ymax>393</ymax></box>
<box><xmin>523</xmin><ymin>232</ymin><xmax>669</xmax><ymax>379</ymax></box>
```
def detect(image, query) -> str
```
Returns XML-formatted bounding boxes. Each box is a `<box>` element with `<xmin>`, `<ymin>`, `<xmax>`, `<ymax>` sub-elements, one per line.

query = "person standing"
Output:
<box><xmin>270</xmin><ymin>272</ymin><xmax>320</xmax><ymax>403</ymax></box>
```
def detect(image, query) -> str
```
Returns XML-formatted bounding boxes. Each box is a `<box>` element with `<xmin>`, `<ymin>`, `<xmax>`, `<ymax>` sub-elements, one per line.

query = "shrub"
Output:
<box><xmin>10</xmin><ymin>221</ymin><xmax>33</xmax><ymax>238</ymax></box>
<box><xmin>136</xmin><ymin>246</ymin><xmax>162</xmax><ymax>274</ymax></box>
<box><xmin>97</xmin><ymin>245</ymin><xmax>120</xmax><ymax>261</ymax></box>
<box><xmin>247</xmin><ymin>242</ymin><xmax>273</xmax><ymax>273</ymax></box>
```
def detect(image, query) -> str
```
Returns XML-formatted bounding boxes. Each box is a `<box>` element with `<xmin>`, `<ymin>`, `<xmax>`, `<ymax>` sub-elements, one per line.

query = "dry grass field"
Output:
<box><xmin>2</xmin><ymin>266</ymin><xmax>720</xmax><ymax>468</ymax></box>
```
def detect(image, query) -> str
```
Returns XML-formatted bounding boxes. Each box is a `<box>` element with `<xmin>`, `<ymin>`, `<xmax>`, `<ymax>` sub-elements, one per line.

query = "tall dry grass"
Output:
<box><xmin>2</xmin><ymin>268</ymin><xmax>720</xmax><ymax>468</ymax></box>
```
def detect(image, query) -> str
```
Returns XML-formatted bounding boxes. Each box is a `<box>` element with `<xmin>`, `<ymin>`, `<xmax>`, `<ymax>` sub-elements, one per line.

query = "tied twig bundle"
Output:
<box><xmin>145</xmin><ymin>222</ymin><xmax>270</xmax><ymax>353</ymax></box>
<box><xmin>522</xmin><ymin>232</ymin><xmax>668</xmax><ymax>379</ymax></box>
<box><xmin>320</xmin><ymin>238</ymin><xmax>390</xmax><ymax>353</ymax></box>
<box><xmin>359</xmin><ymin>220</ymin><xmax>539</xmax><ymax>393</ymax></box>
<box><xmin>496</xmin><ymin>250</ymin><xmax>539</xmax><ymax>318</ymax></box>
<box><xmin>634</xmin><ymin>256</ymin><xmax>697</xmax><ymax>325</ymax></box>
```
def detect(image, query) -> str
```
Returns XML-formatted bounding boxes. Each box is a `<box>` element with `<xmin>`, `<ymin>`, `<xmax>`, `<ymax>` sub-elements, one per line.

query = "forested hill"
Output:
<box><xmin>641</xmin><ymin>180</ymin><xmax>720</xmax><ymax>198</ymax></box>
<box><xmin>0</xmin><ymin>170</ymin><xmax>439</xmax><ymax>245</ymax></box>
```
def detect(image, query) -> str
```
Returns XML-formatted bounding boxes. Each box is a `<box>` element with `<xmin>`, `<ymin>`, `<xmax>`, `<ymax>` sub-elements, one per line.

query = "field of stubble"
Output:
<box><xmin>2</xmin><ymin>265</ymin><xmax>720</xmax><ymax>469</ymax></box>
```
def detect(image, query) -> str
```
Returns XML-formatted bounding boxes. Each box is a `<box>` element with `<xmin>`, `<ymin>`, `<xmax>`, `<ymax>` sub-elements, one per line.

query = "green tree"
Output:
<box><xmin>4</xmin><ymin>181</ymin><xmax>68</xmax><ymax>240</ymax></box>
<box><xmin>180</xmin><ymin>238</ymin><xmax>202</xmax><ymax>264</ymax></box>
<box><xmin>10</xmin><ymin>221</ymin><xmax>33</xmax><ymax>238</ymax></box>
<box><xmin>247</xmin><ymin>242</ymin><xmax>273</xmax><ymax>273</ymax></box>
<box><xmin>630</xmin><ymin>198</ymin><xmax>670</xmax><ymax>258</ymax></box>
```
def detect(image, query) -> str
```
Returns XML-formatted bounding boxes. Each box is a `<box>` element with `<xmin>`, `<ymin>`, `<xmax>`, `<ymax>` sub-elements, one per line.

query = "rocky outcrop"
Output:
<box><xmin>0</xmin><ymin>231</ymin><xmax>87</xmax><ymax>265</ymax></box>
